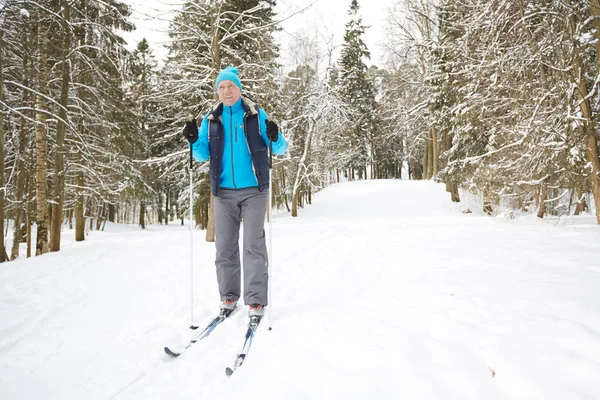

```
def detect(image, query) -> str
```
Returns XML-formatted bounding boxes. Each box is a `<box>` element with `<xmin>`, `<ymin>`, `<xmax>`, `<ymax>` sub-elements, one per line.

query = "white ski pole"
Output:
<box><xmin>267</xmin><ymin>139</ymin><xmax>274</xmax><ymax>331</ymax></box>
<box><xmin>188</xmin><ymin>116</ymin><xmax>197</xmax><ymax>329</ymax></box>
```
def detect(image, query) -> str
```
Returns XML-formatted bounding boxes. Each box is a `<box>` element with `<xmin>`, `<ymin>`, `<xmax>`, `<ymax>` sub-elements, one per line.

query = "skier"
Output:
<box><xmin>182</xmin><ymin>65</ymin><xmax>287</xmax><ymax>319</ymax></box>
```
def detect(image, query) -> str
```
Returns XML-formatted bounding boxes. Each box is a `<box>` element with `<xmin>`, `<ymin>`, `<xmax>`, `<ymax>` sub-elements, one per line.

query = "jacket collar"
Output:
<box><xmin>207</xmin><ymin>95</ymin><xmax>259</xmax><ymax>120</ymax></box>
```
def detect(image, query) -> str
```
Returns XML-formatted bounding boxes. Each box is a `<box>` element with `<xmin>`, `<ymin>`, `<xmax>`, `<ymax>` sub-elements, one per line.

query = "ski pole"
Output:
<box><xmin>267</xmin><ymin>138</ymin><xmax>273</xmax><ymax>331</ymax></box>
<box><xmin>188</xmin><ymin>116</ymin><xmax>198</xmax><ymax>330</ymax></box>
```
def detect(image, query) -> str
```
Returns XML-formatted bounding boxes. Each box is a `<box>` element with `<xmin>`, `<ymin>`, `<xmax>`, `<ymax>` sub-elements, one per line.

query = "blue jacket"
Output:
<box><xmin>191</xmin><ymin>96</ymin><xmax>288</xmax><ymax>195</ymax></box>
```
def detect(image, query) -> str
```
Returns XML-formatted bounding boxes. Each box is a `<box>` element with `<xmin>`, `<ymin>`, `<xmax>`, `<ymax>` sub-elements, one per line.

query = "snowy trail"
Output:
<box><xmin>1</xmin><ymin>180</ymin><xmax>599</xmax><ymax>400</ymax></box>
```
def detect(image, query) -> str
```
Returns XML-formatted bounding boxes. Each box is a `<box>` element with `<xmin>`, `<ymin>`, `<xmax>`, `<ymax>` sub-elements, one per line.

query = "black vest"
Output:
<box><xmin>207</xmin><ymin>97</ymin><xmax>270</xmax><ymax>196</ymax></box>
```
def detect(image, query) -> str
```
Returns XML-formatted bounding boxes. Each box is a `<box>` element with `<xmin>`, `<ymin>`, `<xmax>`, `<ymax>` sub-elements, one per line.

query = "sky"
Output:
<box><xmin>122</xmin><ymin>0</ymin><xmax>397</xmax><ymax>67</ymax></box>
<box><xmin>1</xmin><ymin>180</ymin><xmax>599</xmax><ymax>399</ymax></box>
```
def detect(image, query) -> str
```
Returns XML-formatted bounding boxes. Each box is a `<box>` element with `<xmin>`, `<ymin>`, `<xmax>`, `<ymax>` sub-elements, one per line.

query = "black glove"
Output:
<box><xmin>183</xmin><ymin>116</ymin><xmax>198</xmax><ymax>144</ymax></box>
<box><xmin>266</xmin><ymin>119</ymin><xmax>279</xmax><ymax>143</ymax></box>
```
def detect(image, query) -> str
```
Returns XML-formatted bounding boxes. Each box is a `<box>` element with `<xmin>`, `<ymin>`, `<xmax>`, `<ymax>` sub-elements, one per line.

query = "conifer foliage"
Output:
<box><xmin>335</xmin><ymin>0</ymin><xmax>375</xmax><ymax>180</ymax></box>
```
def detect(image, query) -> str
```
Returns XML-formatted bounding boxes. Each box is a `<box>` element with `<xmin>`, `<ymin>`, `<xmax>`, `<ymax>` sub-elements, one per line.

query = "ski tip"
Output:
<box><xmin>189</xmin><ymin>324</ymin><xmax>199</xmax><ymax>330</ymax></box>
<box><xmin>225</xmin><ymin>367</ymin><xmax>234</xmax><ymax>376</ymax></box>
<box><xmin>164</xmin><ymin>347</ymin><xmax>181</xmax><ymax>357</ymax></box>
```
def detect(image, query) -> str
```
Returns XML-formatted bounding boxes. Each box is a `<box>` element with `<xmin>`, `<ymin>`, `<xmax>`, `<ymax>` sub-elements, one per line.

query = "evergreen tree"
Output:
<box><xmin>369</xmin><ymin>67</ymin><xmax>404</xmax><ymax>180</ymax></box>
<box><xmin>432</xmin><ymin>2</ymin><xmax>461</xmax><ymax>200</ymax></box>
<box><xmin>129</xmin><ymin>39</ymin><xmax>160</xmax><ymax>228</ymax></box>
<box><xmin>337</xmin><ymin>0</ymin><xmax>375</xmax><ymax>180</ymax></box>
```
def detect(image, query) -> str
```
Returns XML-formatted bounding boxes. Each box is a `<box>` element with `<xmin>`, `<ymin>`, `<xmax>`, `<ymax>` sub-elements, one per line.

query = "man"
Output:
<box><xmin>182</xmin><ymin>66</ymin><xmax>288</xmax><ymax>319</ymax></box>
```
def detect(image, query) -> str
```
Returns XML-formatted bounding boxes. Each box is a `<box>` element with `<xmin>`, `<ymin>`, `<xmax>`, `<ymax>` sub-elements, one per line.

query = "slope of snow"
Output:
<box><xmin>1</xmin><ymin>180</ymin><xmax>599</xmax><ymax>400</ymax></box>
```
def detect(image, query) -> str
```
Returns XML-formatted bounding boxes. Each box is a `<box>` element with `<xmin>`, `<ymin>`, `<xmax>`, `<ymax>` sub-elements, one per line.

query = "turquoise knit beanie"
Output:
<box><xmin>215</xmin><ymin>66</ymin><xmax>242</xmax><ymax>92</ymax></box>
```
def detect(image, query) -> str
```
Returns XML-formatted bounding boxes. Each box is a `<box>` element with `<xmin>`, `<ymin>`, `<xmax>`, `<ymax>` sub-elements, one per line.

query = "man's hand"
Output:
<box><xmin>183</xmin><ymin>115</ymin><xmax>199</xmax><ymax>144</ymax></box>
<box><xmin>266</xmin><ymin>120</ymin><xmax>279</xmax><ymax>143</ymax></box>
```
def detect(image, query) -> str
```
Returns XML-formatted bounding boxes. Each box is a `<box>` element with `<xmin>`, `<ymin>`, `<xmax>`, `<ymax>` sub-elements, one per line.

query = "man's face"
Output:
<box><xmin>218</xmin><ymin>80</ymin><xmax>241</xmax><ymax>106</ymax></box>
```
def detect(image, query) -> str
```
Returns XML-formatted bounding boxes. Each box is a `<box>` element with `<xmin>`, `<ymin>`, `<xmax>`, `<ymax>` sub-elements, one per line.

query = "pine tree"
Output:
<box><xmin>369</xmin><ymin>67</ymin><xmax>403</xmax><ymax>180</ymax></box>
<box><xmin>129</xmin><ymin>38</ymin><xmax>160</xmax><ymax>229</ymax></box>
<box><xmin>433</xmin><ymin>2</ymin><xmax>461</xmax><ymax>201</ymax></box>
<box><xmin>337</xmin><ymin>0</ymin><xmax>374</xmax><ymax>180</ymax></box>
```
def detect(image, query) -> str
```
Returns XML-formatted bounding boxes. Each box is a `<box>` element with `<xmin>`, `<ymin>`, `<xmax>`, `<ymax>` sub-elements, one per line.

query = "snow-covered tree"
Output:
<box><xmin>336</xmin><ymin>0</ymin><xmax>375</xmax><ymax>180</ymax></box>
<box><xmin>0</xmin><ymin>19</ymin><xmax>6</xmax><ymax>262</ymax></box>
<box><xmin>382</xmin><ymin>0</ymin><xmax>600</xmax><ymax>222</ymax></box>
<box><xmin>129</xmin><ymin>39</ymin><xmax>160</xmax><ymax>229</ymax></box>
<box><xmin>1</xmin><ymin>0</ymin><xmax>138</xmax><ymax>256</ymax></box>
<box><xmin>383</xmin><ymin>0</ymin><xmax>434</xmax><ymax>181</ymax></box>
<box><xmin>369</xmin><ymin>67</ymin><xmax>405</xmax><ymax>180</ymax></box>
<box><xmin>277</xmin><ymin>27</ymin><xmax>349</xmax><ymax>216</ymax></box>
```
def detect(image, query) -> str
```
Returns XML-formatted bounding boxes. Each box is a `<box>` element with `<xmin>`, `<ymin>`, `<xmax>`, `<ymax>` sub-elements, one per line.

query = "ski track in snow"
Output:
<box><xmin>1</xmin><ymin>180</ymin><xmax>599</xmax><ymax>400</ymax></box>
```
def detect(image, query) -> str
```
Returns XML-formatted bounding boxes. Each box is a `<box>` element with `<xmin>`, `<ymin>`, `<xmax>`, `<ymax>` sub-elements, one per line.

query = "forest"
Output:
<box><xmin>1</xmin><ymin>0</ymin><xmax>599</xmax><ymax>262</ymax></box>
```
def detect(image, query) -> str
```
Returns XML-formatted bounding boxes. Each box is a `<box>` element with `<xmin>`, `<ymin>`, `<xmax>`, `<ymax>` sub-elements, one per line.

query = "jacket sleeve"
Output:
<box><xmin>258</xmin><ymin>109</ymin><xmax>288</xmax><ymax>155</ymax></box>
<box><xmin>190</xmin><ymin>117</ymin><xmax>210</xmax><ymax>162</ymax></box>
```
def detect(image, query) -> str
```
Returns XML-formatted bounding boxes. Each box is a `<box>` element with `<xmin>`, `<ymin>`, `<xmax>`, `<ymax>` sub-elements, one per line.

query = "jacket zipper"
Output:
<box><xmin>243</xmin><ymin>117</ymin><xmax>259</xmax><ymax>183</ymax></box>
<box><xmin>229</xmin><ymin>108</ymin><xmax>236</xmax><ymax>188</ymax></box>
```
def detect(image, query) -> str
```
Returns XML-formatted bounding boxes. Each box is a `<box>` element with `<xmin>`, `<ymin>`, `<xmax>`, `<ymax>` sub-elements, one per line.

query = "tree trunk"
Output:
<box><xmin>203</xmin><ymin>198</ymin><xmax>209</xmax><ymax>229</ymax></box>
<box><xmin>427</xmin><ymin>129</ymin><xmax>434</xmax><ymax>180</ymax></box>
<box><xmin>446</xmin><ymin>181</ymin><xmax>460</xmax><ymax>202</ymax></box>
<box><xmin>370</xmin><ymin>129</ymin><xmax>375</xmax><ymax>179</ymax></box>
<box><xmin>88</xmin><ymin>206</ymin><xmax>93</xmax><ymax>231</ymax></box>
<box><xmin>432</xmin><ymin>125</ymin><xmax>439</xmax><ymax>178</ymax></box>
<box><xmin>108</xmin><ymin>204</ymin><xmax>115</xmax><ymax>222</ymax></box>
<box><xmin>26</xmin><ymin>172</ymin><xmax>33</xmax><ymax>257</ymax></box>
<box><xmin>569</xmin><ymin>10</ymin><xmax>600</xmax><ymax>224</ymax></box>
<box><xmin>441</xmin><ymin>134</ymin><xmax>459</xmax><ymax>202</ymax></box>
<box><xmin>50</xmin><ymin>1</ymin><xmax>71</xmax><ymax>252</ymax></box>
<box><xmin>75</xmin><ymin>165</ymin><xmax>85</xmax><ymax>242</ymax></box>
<box><xmin>11</xmin><ymin>25</ymin><xmax>30</xmax><ymax>260</ymax></box>
<box><xmin>157</xmin><ymin>192</ymin><xmax>163</xmax><ymax>224</ymax></box>
<box><xmin>292</xmin><ymin>120</ymin><xmax>314</xmax><ymax>217</ymax></box>
<box><xmin>139</xmin><ymin>200</ymin><xmax>146</xmax><ymax>229</ymax></box>
<box><xmin>537</xmin><ymin>183</ymin><xmax>548</xmax><ymax>218</ymax></box>
<box><xmin>0</xmin><ymin>29</ymin><xmax>6</xmax><ymax>262</ymax></box>
<box><xmin>430</xmin><ymin>104</ymin><xmax>439</xmax><ymax>178</ymax></box>
<box><xmin>422</xmin><ymin>132</ymin><xmax>430</xmax><ymax>180</ymax></box>
<box><xmin>165</xmin><ymin>191</ymin><xmax>169</xmax><ymax>224</ymax></box>
<box><xmin>281</xmin><ymin>166</ymin><xmax>290</xmax><ymax>212</ymax></box>
<box><xmin>291</xmin><ymin>193</ymin><xmax>298</xmax><ymax>217</ymax></box>
<box><xmin>35</xmin><ymin>24</ymin><xmax>50</xmax><ymax>256</ymax></box>
<box><xmin>95</xmin><ymin>203</ymin><xmax>105</xmax><ymax>231</ymax></box>
<box><xmin>206</xmin><ymin>193</ymin><xmax>215</xmax><ymax>241</ymax></box>
<box><xmin>574</xmin><ymin>196</ymin><xmax>587</xmax><ymax>215</ymax></box>
<box><xmin>585</xmin><ymin>132</ymin><xmax>600</xmax><ymax>223</ymax></box>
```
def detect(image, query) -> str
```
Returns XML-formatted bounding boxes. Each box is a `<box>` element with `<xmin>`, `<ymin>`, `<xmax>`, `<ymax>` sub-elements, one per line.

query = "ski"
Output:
<box><xmin>225</xmin><ymin>315</ymin><xmax>262</xmax><ymax>376</ymax></box>
<box><xmin>164</xmin><ymin>307</ymin><xmax>237</xmax><ymax>357</ymax></box>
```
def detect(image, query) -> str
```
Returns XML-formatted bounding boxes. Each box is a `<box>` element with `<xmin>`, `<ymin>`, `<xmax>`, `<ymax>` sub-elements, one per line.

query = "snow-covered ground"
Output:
<box><xmin>1</xmin><ymin>180</ymin><xmax>599</xmax><ymax>400</ymax></box>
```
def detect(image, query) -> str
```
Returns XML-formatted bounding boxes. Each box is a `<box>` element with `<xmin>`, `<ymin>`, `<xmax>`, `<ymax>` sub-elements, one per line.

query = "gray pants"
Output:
<box><xmin>214</xmin><ymin>187</ymin><xmax>268</xmax><ymax>306</ymax></box>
